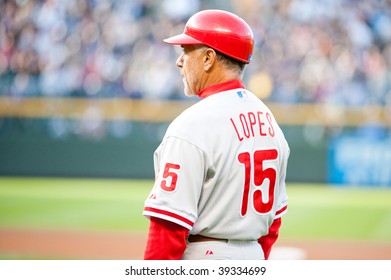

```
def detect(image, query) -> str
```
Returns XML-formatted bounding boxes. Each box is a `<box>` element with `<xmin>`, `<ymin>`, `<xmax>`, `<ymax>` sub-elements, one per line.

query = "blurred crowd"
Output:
<box><xmin>1</xmin><ymin>0</ymin><xmax>391</xmax><ymax>105</ymax></box>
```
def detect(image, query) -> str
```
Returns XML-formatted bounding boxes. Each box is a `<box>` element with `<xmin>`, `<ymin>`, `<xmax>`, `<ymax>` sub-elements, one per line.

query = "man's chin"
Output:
<box><xmin>184</xmin><ymin>90</ymin><xmax>197</xmax><ymax>97</ymax></box>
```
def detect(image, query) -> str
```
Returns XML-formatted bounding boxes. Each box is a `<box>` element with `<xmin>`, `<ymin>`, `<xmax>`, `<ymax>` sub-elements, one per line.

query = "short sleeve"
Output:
<box><xmin>143</xmin><ymin>136</ymin><xmax>206</xmax><ymax>230</ymax></box>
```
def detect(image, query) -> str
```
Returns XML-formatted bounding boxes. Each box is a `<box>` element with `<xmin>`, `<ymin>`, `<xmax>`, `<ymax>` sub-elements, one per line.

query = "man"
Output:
<box><xmin>143</xmin><ymin>9</ymin><xmax>289</xmax><ymax>260</ymax></box>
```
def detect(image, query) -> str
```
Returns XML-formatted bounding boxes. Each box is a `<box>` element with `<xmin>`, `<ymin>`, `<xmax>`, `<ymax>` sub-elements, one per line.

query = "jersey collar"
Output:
<box><xmin>198</xmin><ymin>80</ymin><xmax>245</xmax><ymax>99</ymax></box>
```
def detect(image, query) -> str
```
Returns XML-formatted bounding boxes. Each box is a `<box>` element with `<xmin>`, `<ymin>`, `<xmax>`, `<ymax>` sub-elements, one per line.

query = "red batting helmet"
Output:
<box><xmin>163</xmin><ymin>10</ymin><xmax>254</xmax><ymax>63</ymax></box>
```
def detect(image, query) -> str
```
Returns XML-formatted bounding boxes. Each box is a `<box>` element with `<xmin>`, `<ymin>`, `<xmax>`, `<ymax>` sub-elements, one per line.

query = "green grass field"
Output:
<box><xmin>0</xmin><ymin>177</ymin><xmax>391</xmax><ymax>242</ymax></box>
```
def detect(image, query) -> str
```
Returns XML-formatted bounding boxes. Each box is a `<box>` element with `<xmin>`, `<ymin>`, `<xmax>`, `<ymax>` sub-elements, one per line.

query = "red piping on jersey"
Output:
<box><xmin>144</xmin><ymin>207</ymin><xmax>194</xmax><ymax>228</ymax></box>
<box><xmin>275</xmin><ymin>205</ymin><xmax>288</xmax><ymax>216</ymax></box>
<box><xmin>198</xmin><ymin>80</ymin><xmax>245</xmax><ymax>99</ymax></box>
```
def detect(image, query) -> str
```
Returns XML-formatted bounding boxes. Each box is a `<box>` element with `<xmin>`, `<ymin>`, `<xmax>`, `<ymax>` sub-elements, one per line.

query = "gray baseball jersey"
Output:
<box><xmin>144</xmin><ymin>82</ymin><xmax>289</xmax><ymax>241</ymax></box>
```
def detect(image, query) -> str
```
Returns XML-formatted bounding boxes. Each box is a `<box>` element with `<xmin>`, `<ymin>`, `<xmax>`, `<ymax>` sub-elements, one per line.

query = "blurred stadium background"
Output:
<box><xmin>0</xmin><ymin>0</ymin><xmax>391</xmax><ymax>260</ymax></box>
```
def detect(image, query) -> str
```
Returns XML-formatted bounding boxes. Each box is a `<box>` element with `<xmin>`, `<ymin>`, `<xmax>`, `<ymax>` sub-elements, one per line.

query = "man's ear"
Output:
<box><xmin>203</xmin><ymin>48</ymin><xmax>217</xmax><ymax>71</ymax></box>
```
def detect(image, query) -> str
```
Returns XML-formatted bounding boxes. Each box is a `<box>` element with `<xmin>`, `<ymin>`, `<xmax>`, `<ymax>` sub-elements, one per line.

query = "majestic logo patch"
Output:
<box><xmin>237</xmin><ymin>90</ymin><xmax>248</xmax><ymax>98</ymax></box>
<box><xmin>205</xmin><ymin>250</ymin><xmax>214</xmax><ymax>255</ymax></box>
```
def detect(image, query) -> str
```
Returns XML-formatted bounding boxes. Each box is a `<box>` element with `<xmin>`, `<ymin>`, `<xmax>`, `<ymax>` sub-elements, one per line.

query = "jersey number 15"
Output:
<box><xmin>238</xmin><ymin>149</ymin><xmax>278</xmax><ymax>216</ymax></box>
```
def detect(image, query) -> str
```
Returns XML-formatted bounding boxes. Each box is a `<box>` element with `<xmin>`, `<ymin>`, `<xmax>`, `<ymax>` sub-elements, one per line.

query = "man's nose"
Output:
<box><xmin>176</xmin><ymin>53</ymin><xmax>183</xmax><ymax>68</ymax></box>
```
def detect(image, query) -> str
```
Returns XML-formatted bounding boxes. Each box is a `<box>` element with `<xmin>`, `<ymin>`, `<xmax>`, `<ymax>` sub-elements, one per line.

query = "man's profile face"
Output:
<box><xmin>176</xmin><ymin>44</ymin><xmax>207</xmax><ymax>97</ymax></box>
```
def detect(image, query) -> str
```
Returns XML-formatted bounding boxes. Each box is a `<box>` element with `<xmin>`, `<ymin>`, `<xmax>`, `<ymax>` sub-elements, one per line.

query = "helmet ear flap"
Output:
<box><xmin>163</xmin><ymin>10</ymin><xmax>254</xmax><ymax>64</ymax></box>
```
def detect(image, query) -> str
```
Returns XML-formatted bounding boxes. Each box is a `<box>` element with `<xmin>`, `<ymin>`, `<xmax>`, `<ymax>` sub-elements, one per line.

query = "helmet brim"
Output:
<box><xmin>163</xmin><ymin>33</ymin><xmax>203</xmax><ymax>45</ymax></box>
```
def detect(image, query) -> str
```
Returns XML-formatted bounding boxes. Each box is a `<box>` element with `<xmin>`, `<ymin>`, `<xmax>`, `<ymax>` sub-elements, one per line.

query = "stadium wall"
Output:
<box><xmin>0</xmin><ymin>118</ymin><xmax>326</xmax><ymax>182</ymax></box>
<box><xmin>0</xmin><ymin>97</ymin><xmax>389</xmax><ymax>184</ymax></box>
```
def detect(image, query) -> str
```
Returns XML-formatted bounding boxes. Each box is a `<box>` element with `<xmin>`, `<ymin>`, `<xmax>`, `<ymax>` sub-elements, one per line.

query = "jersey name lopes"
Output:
<box><xmin>230</xmin><ymin>110</ymin><xmax>275</xmax><ymax>141</ymax></box>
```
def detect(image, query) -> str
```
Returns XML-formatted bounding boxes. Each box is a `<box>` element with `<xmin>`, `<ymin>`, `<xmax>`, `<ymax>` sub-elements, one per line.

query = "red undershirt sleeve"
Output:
<box><xmin>257</xmin><ymin>217</ymin><xmax>282</xmax><ymax>260</ymax></box>
<box><xmin>144</xmin><ymin>217</ymin><xmax>189</xmax><ymax>260</ymax></box>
